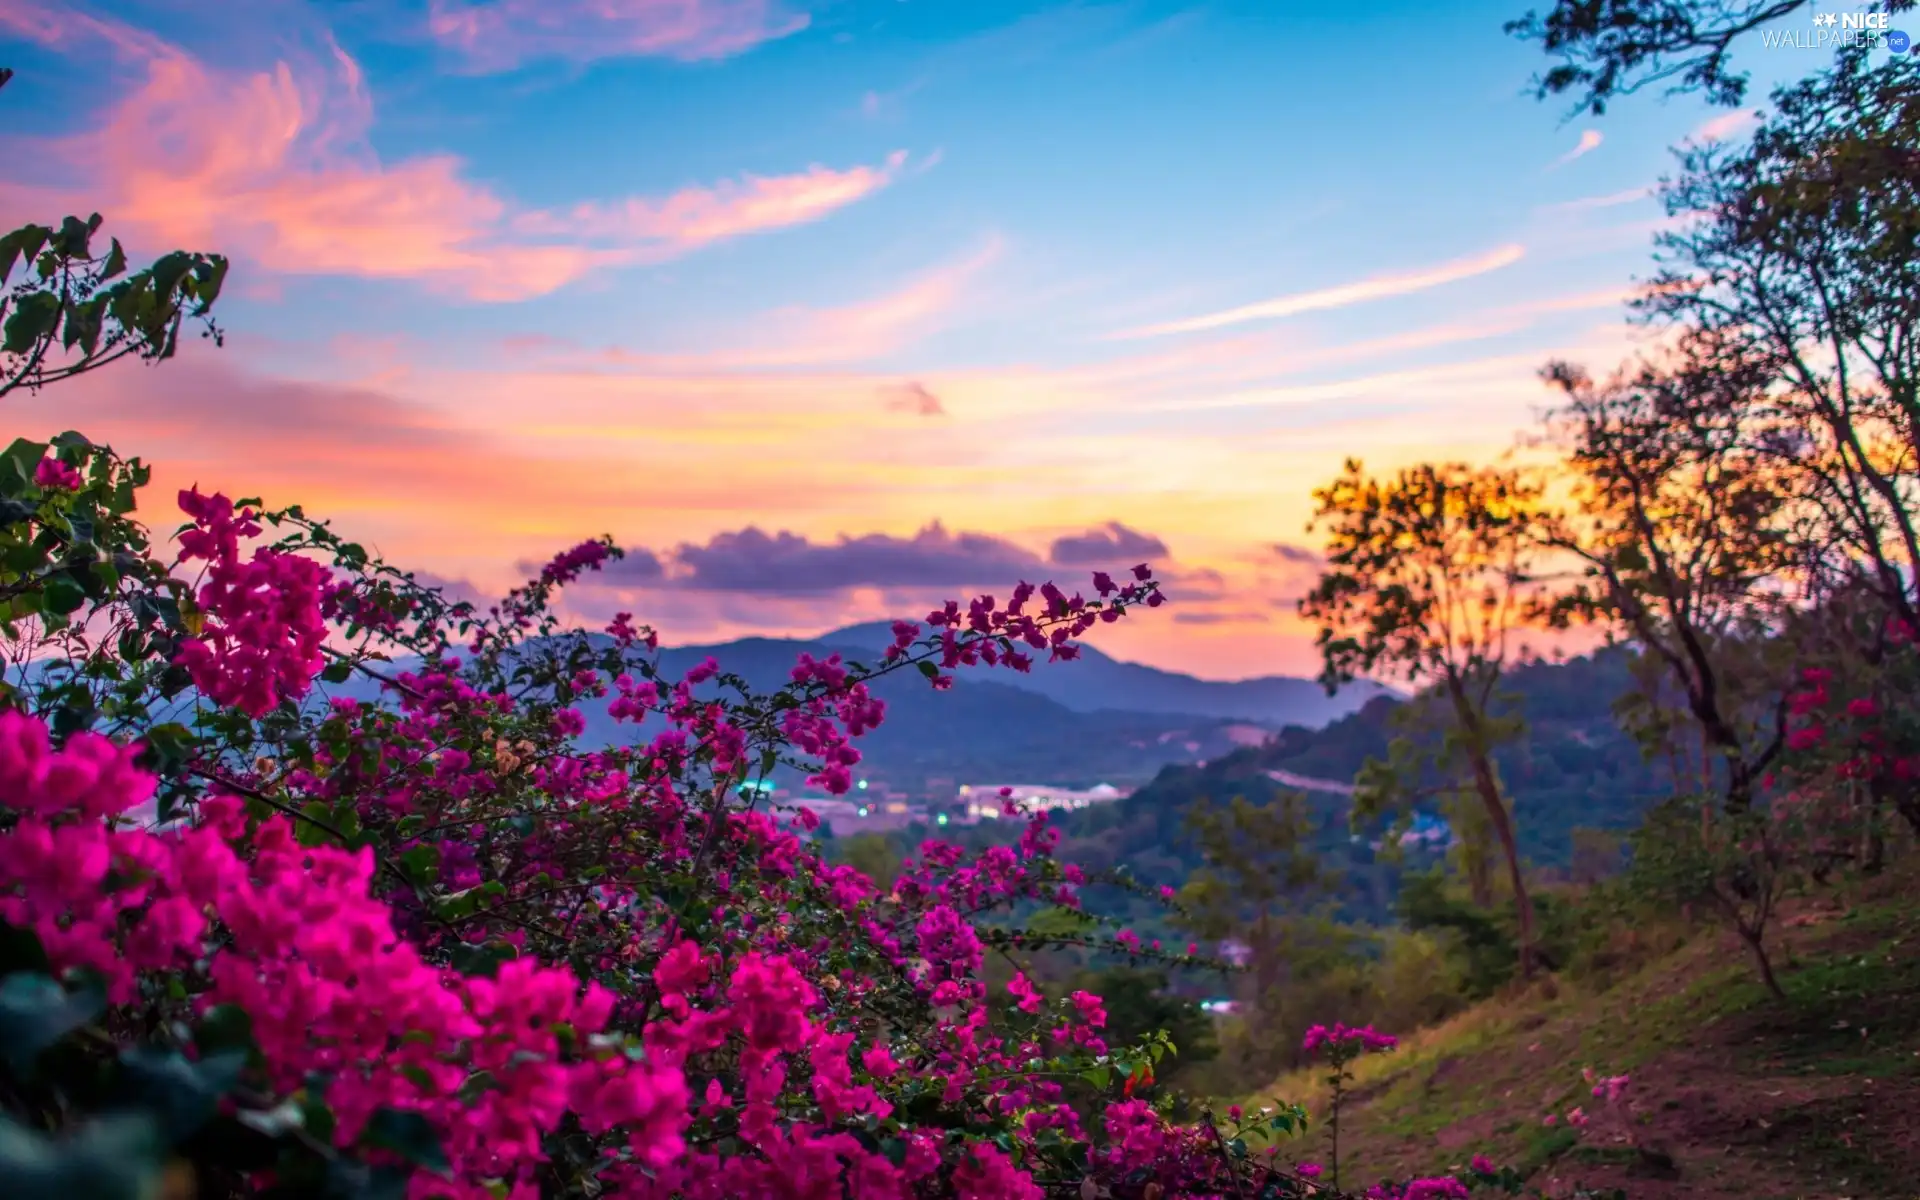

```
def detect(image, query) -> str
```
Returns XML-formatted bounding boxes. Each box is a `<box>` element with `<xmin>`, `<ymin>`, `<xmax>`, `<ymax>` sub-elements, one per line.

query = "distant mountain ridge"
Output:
<box><xmin>817</xmin><ymin>621</ymin><xmax>1391</xmax><ymax>728</ymax></box>
<box><xmin>308</xmin><ymin>621</ymin><xmax>1379</xmax><ymax>790</ymax></box>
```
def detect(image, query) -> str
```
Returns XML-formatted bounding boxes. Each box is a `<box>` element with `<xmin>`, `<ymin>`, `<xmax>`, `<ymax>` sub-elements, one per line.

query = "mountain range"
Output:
<box><xmin>812</xmin><ymin>621</ymin><xmax>1392</xmax><ymax>727</ymax></box>
<box><xmin>319</xmin><ymin>622</ymin><xmax>1386</xmax><ymax>790</ymax></box>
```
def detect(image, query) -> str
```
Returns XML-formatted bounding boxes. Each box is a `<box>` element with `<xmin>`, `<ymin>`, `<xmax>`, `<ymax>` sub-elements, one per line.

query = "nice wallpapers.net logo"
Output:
<box><xmin>1761</xmin><ymin>10</ymin><xmax>1911</xmax><ymax>52</ymax></box>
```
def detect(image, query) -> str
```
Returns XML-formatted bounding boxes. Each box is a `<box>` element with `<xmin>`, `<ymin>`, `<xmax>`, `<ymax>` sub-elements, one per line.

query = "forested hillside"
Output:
<box><xmin>1048</xmin><ymin>648</ymin><xmax>1669</xmax><ymax>917</ymax></box>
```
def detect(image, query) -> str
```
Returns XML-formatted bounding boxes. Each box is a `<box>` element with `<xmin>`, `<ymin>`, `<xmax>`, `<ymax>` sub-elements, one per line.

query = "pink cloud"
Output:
<box><xmin>0</xmin><ymin>2</ymin><xmax>897</xmax><ymax>301</ymax></box>
<box><xmin>1549</xmin><ymin>128</ymin><xmax>1604</xmax><ymax>168</ymax></box>
<box><xmin>514</xmin><ymin>151</ymin><xmax>911</xmax><ymax>253</ymax></box>
<box><xmin>506</xmin><ymin>235</ymin><xmax>1000</xmax><ymax>370</ymax></box>
<box><xmin>1690</xmin><ymin>109</ymin><xmax>1759</xmax><ymax>143</ymax></box>
<box><xmin>426</xmin><ymin>0</ymin><xmax>809</xmax><ymax>71</ymax></box>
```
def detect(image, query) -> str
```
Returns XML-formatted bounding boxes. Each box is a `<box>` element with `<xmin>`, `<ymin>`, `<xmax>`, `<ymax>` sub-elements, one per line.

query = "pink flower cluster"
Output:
<box><xmin>34</xmin><ymin>455</ymin><xmax>84</xmax><ymax>491</ymax></box>
<box><xmin>1302</xmin><ymin>1022</ymin><xmax>1399</xmax><ymax>1056</ymax></box>
<box><xmin>1365</xmin><ymin>1180</ymin><xmax>1471</xmax><ymax>1200</ymax></box>
<box><xmin>1585</xmin><ymin>1067</ymin><xmax>1630</xmax><ymax>1102</ymax></box>
<box><xmin>172</xmin><ymin>488</ymin><xmax>330</xmax><ymax>717</ymax></box>
<box><xmin>0</xmin><ymin>710</ymin><xmax>691</xmax><ymax>1197</ymax></box>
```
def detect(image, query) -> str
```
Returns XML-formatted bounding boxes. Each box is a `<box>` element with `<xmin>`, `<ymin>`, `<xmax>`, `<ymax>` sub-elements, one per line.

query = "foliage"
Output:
<box><xmin>1300</xmin><ymin>1023</ymin><xmax>1398</xmax><ymax>1191</ymax></box>
<box><xmin>1</xmin><ymin>215</ymin><xmax>227</xmax><ymax>397</ymax></box>
<box><xmin>1627</xmin><ymin>795</ymin><xmax>1793</xmax><ymax>997</ymax></box>
<box><xmin>1504</xmin><ymin>0</ymin><xmax>1915</xmax><ymax>115</ymax></box>
<box><xmin>1642</xmin><ymin>47</ymin><xmax>1920</xmax><ymax>635</ymax></box>
<box><xmin>1303</xmin><ymin>459</ymin><xmax>1551</xmax><ymax>978</ymax></box>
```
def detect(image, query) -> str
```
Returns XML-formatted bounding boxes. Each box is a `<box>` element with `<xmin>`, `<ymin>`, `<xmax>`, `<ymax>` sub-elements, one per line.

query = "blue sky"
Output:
<box><xmin>0</xmin><ymin>0</ymin><xmax>1862</xmax><ymax>677</ymax></box>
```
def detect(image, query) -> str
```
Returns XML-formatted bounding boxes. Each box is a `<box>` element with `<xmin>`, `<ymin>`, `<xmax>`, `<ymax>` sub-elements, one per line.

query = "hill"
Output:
<box><xmin>322</xmin><ymin>629</ymin><xmax>1300</xmax><ymax>791</ymax></box>
<box><xmin>1036</xmin><ymin>649</ymin><xmax>1673</xmax><ymax>925</ymax></box>
<box><xmin>819</xmin><ymin>621</ymin><xmax>1392</xmax><ymax>727</ymax></box>
<box><xmin>1245</xmin><ymin>871</ymin><xmax>1920</xmax><ymax>1198</ymax></box>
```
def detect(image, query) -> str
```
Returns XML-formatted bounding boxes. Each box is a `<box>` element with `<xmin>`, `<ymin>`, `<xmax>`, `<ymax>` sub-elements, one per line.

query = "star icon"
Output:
<box><xmin>1818</xmin><ymin>12</ymin><xmax>1838</xmax><ymax>26</ymax></box>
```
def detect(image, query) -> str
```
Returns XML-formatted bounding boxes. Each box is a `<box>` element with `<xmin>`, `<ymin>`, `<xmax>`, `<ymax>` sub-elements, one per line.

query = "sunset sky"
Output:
<box><xmin>0</xmin><ymin>0</ymin><xmax>1819</xmax><ymax>678</ymax></box>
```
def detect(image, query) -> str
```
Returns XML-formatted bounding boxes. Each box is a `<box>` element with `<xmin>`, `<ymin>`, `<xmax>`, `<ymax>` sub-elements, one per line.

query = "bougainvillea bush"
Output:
<box><xmin>0</xmin><ymin>429</ymin><xmax>1584</xmax><ymax>1199</ymax></box>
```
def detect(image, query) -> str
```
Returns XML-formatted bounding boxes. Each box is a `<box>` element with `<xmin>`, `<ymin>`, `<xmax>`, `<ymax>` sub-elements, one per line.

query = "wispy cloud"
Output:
<box><xmin>883</xmin><ymin>382</ymin><xmax>946</xmax><ymax>416</ymax></box>
<box><xmin>1536</xmin><ymin>186</ymin><xmax>1650</xmax><ymax>213</ymax></box>
<box><xmin>425</xmin><ymin>0</ymin><xmax>809</xmax><ymax>71</ymax></box>
<box><xmin>1</xmin><ymin>2</ymin><xmax>899</xmax><ymax>301</ymax></box>
<box><xmin>512</xmin><ymin>152</ymin><xmax>911</xmax><ymax>251</ymax></box>
<box><xmin>1690</xmin><ymin>109</ymin><xmax>1759</xmax><ymax>143</ymax></box>
<box><xmin>1111</xmin><ymin>243</ymin><xmax>1527</xmax><ymax>340</ymax></box>
<box><xmin>1549</xmin><ymin>129</ymin><xmax>1603</xmax><ymax>168</ymax></box>
<box><xmin>513</xmin><ymin>235</ymin><xmax>1001</xmax><ymax>369</ymax></box>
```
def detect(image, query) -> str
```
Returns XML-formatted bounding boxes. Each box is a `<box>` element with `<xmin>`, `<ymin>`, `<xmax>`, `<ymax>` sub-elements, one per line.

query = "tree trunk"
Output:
<box><xmin>1442</xmin><ymin>676</ymin><xmax>1537</xmax><ymax>980</ymax></box>
<box><xmin>1740</xmin><ymin>926</ymin><xmax>1786</xmax><ymax>1000</ymax></box>
<box><xmin>1467</xmin><ymin>747</ymin><xmax>1538</xmax><ymax>980</ymax></box>
<box><xmin>1451</xmin><ymin>792</ymin><xmax>1494</xmax><ymax>907</ymax></box>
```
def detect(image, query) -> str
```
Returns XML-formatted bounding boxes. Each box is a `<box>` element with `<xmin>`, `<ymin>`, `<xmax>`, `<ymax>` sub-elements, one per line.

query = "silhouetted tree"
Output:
<box><xmin>1506</xmin><ymin>0</ymin><xmax>1914</xmax><ymax>115</ymax></box>
<box><xmin>1302</xmin><ymin>460</ymin><xmax>1550</xmax><ymax>977</ymax></box>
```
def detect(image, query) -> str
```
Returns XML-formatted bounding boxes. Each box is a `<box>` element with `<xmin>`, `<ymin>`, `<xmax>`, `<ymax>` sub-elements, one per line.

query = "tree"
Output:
<box><xmin>1176</xmin><ymin>792</ymin><xmax>1325</xmax><ymax>1080</ymax></box>
<box><xmin>1302</xmin><ymin>459</ymin><xmax>1550</xmax><ymax>978</ymax></box>
<box><xmin>1540</xmin><ymin>350</ymin><xmax>1794</xmax><ymax>816</ymax></box>
<box><xmin>1352</xmin><ymin>691</ymin><xmax>1513</xmax><ymax>910</ymax></box>
<box><xmin>1639</xmin><ymin>49</ymin><xmax>1920</xmax><ymax>634</ymax></box>
<box><xmin>1505</xmin><ymin>0</ymin><xmax>1916</xmax><ymax>115</ymax></box>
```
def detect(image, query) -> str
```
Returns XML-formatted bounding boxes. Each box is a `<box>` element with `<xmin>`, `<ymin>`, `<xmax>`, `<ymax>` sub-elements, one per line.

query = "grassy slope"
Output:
<box><xmin>1246</xmin><ymin>874</ymin><xmax>1920</xmax><ymax>1199</ymax></box>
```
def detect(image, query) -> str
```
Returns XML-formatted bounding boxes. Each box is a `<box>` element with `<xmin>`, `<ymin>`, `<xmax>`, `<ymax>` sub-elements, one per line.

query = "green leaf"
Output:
<box><xmin>42</xmin><ymin>575</ymin><xmax>86</xmax><ymax>616</ymax></box>
<box><xmin>61</xmin><ymin>296</ymin><xmax>106</xmax><ymax>358</ymax></box>
<box><xmin>455</xmin><ymin>1070</ymin><xmax>496</xmax><ymax>1104</ymax></box>
<box><xmin>2</xmin><ymin>291</ymin><xmax>61</xmax><ymax>355</ymax></box>
<box><xmin>0</xmin><ymin>921</ymin><xmax>52</xmax><ymax>979</ymax></box>
<box><xmin>53</xmin><ymin>215</ymin><xmax>93</xmax><ymax>259</ymax></box>
<box><xmin>192</xmin><ymin>1004</ymin><xmax>259</xmax><ymax>1061</ymax></box>
<box><xmin>319</xmin><ymin>661</ymin><xmax>353</xmax><ymax>684</ymax></box>
<box><xmin>361</xmin><ymin>1107</ymin><xmax>450</xmax><ymax>1176</ymax></box>
<box><xmin>397</xmin><ymin>843</ymin><xmax>441</xmax><ymax>885</ymax></box>
<box><xmin>1</xmin><ymin>439</ymin><xmax>50</xmax><ymax>497</ymax></box>
<box><xmin>449</xmin><ymin>940</ymin><xmax>517</xmax><ymax>979</ymax></box>
<box><xmin>0</xmin><ymin>1114</ymin><xmax>167</xmax><ymax>1200</ymax></box>
<box><xmin>0</xmin><ymin>225</ymin><xmax>50</xmax><ymax>287</ymax></box>
<box><xmin>917</xmin><ymin>661</ymin><xmax>940</xmax><ymax>680</ymax></box>
<box><xmin>0</xmin><ymin>973</ymin><xmax>106</xmax><ymax>1073</ymax></box>
<box><xmin>101</xmin><ymin>239</ymin><xmax>127</xmax><ymax>281</ymax></box>
<box><xmin>113</xmin><ymin>1045</ymin><xmax>248</xmax><ymax>1142</ymax></box>
<box><xmin>295</xmin><ymin>800</ymin><xmax>339</xmax><ymax>847</ymax></box>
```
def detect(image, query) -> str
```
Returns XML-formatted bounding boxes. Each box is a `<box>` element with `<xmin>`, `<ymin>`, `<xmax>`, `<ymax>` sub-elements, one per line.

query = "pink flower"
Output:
<box><xmin>1297</xmin><ymin>1161</ymin><xmax>1323</xmax><ymax>1178</ymax></box>
<box><xmin>1787</xmin><ymin>725</ymin><xmax>1826</xmax><ymax>751</ymax></box>
<box><xmin>1303</xmin><ymin>1021</ymin><xmax>1398</xmax><ymax>1057</ymax></box>
<box><xmin>1007</xmin><ymin>973</ymin><xmax>1045</xmax><ymax>1015</ymax></box>
<box><xmin>34</xmin><ymin>457</ymin><xmax>83</xmax><ymax>491</ymax></box>
<box><xmin>172</xmin><ymin>489</ymin><xmax>328</xmax><ymax>718</ymax></box>
<box><xmin>539</xmin><ymin>539</ymin><xmax>611</xmax><ymax>586</ymax></box>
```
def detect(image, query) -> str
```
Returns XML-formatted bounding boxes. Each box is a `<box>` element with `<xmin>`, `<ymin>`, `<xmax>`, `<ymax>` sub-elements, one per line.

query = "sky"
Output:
<box><xmin>0</xmin><ymin>0</ymin><xmax>1839</xmax><ymax>679</ymax></box>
